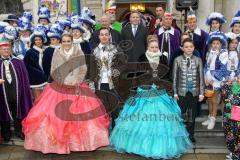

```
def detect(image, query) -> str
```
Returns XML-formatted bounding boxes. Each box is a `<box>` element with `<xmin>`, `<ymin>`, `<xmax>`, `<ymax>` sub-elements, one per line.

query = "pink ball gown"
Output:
<box><xmin>22</xmin><ymin>44</ymin><xmax>110</xmax><ymax>154</ymax></box>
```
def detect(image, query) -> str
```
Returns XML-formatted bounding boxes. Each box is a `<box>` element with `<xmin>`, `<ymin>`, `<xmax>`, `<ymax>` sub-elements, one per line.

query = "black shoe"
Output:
<box><xmin>15</xmin><ymin>132</ymin><xmax>25</xmax><ymax>140</ymax></box>
<box><xmin>190</xmin><ymin>137</ymin><xmax>196</xmax><ymax>143</ymax></box>
<box><xmin>2</xmin><ymin>135</ymin><xmax>11</xmax><ymax>143</ymax></box>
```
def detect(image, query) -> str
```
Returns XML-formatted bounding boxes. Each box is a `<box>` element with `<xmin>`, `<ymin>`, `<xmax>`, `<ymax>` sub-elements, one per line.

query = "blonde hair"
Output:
<box><xmin>147</xmin><ymin>35</ymin><xmax>159</xmax><ymax>46</ymax></box>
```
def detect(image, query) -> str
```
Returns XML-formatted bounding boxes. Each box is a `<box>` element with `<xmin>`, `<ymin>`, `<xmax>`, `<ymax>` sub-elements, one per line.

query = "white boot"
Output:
<box><xmin>202</xmin><ymin>115</ymin><xmax>211</xmax><ymax>126</ymax></box>
<box><xmin>207</xmin><ymin>116</ymin><xmax>216</xmax><ymax>130</ymax></box>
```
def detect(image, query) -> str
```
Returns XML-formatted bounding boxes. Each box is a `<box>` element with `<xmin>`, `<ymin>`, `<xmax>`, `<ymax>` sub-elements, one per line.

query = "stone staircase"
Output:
<box><xmin>1</xmin><ymin>104</ymin><xmax>228</xmax><ymax>155</ymax></box>
<box><xmin>193</xmin><ymin>103</ymin><xmax>228</xmax><ymax>154</ymax></box>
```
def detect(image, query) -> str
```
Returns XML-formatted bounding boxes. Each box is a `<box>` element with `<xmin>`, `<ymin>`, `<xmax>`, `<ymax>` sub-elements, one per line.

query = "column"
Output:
<box><xmin>222</xmin><ymin>0</ymin><xmax>240</xmax><ymax>32</ymax></box>
<box><xmin>196</xmin><ymin>0</ymin><xmax>215</xmax><ymax>32</ymax></box>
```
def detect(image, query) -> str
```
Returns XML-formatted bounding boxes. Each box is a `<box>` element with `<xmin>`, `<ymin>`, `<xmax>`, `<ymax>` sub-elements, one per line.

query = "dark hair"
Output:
<box><xmin>30</xmin><ymin>35</ymin><xmax>44</xmax><ymax>48</ymax></box>
<box><xmin>232</xmin><ymin>22</ymin><xmax>240</xmax><ymax>32</ymax></box>
<box><xmin>99</xmin><ymin>27</ymin><xmax>109</xmax><ymax>32</ymax></box>
<box><xmin>227</xmin><ymin>38</ymin><xmax>239</xmax><ymax>50</ymax></box>
<box><xmin>182</xmin><ymin>38</ymin><xmax>194</xmax><ymax>46</ymax></box>
<box><xmin>210</xmin><ymin>18</ymin><xmax>222</xmax><ymax>32</ymax></box>
<box><xmin>156</xmin><ymin>5</ymin><xmax>165</xmax><ymax>10</ymax></box>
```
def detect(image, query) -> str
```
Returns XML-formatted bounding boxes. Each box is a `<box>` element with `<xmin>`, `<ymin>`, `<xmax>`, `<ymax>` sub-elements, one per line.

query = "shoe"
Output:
<box><xmin>2</xmin><ymin>135</ymin><xmax>11</xmax><ymax>143</ymax></box>
<box><xmin>207</xmin><ymin>116</ymin><xmax>216</xmax><ymax>130</ymax></box>
<box><xmin>189</xmin><ymin>136</ymin><xmax>196</xmax><ymax>143</ymax></box>
<box><xmin>202</xmin><ymin>115</ymin><xmax>210</xmax><ymax>126</ymax></box>
<box><xmin>226</xmin><ymin>153</ymin><xmax>232</xmax><ymax>159</ymax></box>
<box><xmin>15</xmin><ymin>132</ymin><xmax>25</xmax><ymax>140</ymax></box>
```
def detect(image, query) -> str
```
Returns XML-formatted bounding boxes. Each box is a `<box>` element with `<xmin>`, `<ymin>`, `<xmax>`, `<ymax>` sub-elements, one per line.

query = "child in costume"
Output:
<box><xmin>14</xmin><ymin>11</ymin><xmax>33</xmax><ymax>59</ymax></box>
<box><xmin>226</xmin><ymin>33</ymin><xmax>239</xmax><ymax>81</ymax></box>
<box><xmin>226</xmin><ymin>10</ymin><xmax>240</xmax><ymax>53</ymax></box>
<box><xmin>203</xmin><ymin>31</ymin><xmax>229</xmax><ymax>130</ymax></box>
<box><xmin>42</xmin><ymin>24</ymin><xmax>63</xmax><ymax>80</ymax></box>
<box><xmin>222</xmin><ymin>77</ymin><xmax>240</xmax><ymax>160</ymax></box>
<box><xmin>173</xmin><ymin>38</ymin><xmax>205</xmax><ymax>143</ymax></box>
<box><xmin>24</xmin><ymin>25</ymin><xmax>48</xmax><ymax>99</ymax></box>
<box><xmin>110</xmin><ymin>35</ymin><xmax>192</xmax><ymax>159</ymax></box>
<box><xmin>206</xmin><ymin>12</ymin><xmax>226</xmax><ymax>34</ymax></box>
<box><xmin>70</xmin><ymin>15</ymin><xmax>91</xmax><ymax>55</ymax></box>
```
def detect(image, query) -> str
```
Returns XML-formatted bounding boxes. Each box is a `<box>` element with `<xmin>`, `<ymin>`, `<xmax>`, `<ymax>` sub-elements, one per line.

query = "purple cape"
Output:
<box><xmin>155</xmin><ymin>28</ymin><xmax>181</xmax><ymax>67</ymax></box>
<box><xmin>0</xmin><ymin>58</ymin><xmax>32</xmax><ymax>121</ymax></box>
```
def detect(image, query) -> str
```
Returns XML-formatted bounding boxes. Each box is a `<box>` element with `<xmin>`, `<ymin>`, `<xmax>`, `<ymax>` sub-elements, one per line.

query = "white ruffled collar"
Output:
<box><xmin>158</xmin><ymin>27</ymin><xmax>175</xmax><ymax>35</ymax></box>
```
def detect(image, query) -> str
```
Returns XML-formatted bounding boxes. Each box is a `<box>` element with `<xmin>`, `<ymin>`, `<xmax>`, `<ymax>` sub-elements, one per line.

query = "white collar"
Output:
<box><xmin>50</xmin><ymin>45</ymin><xmax>60</xmax><ymax>49</ymax></box>
<box><xmin>194</xmin><ymin>27</ymin><xmax>201</xmax><ymax>36</ymax></box>
<box><xmin>98</xmin><ymin>43</ymin><xmax>108</xmax><ymax>49</ymax></box>
<box><xmin>33</xmin><ymin>45</ymin><xmax>43</xmax><ymax>53</ymax></box>
<box><xmin>158</xmin><ymin>27</ymin><xmax>175</xmax><ymax>35</ymax></box>
<box><xmin>73</xmin><ymin>37</ymin><xmax>83</xmax><ymax>44</ymax></box>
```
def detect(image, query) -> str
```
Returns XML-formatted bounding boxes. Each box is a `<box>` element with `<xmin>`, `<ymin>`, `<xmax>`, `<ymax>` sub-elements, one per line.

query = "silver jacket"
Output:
<box><xmin>173</xmin><ymin>55</ymin><xmax>204</xmax><ymax>97</ymax></box>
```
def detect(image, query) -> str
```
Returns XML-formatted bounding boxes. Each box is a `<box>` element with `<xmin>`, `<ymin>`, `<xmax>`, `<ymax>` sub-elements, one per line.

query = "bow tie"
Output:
<box><xmin>1</xmin><ymin>58</ymin><xmax>10</xmax><ymax>61</ymax></box>
<box><xmin>164</xmin><ymin>27</ymin><xmax>171</xmax><ymax>31</ymax></box>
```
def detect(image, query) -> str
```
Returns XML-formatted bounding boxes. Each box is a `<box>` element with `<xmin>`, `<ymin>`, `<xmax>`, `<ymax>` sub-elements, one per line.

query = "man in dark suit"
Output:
<box><xmin>121</xmin><ymin>11</ymin><xmax>148</xmax><ymax>62</ymax></box>
<box><xmin>149</xmin><ymin>5</ymin><xmax>165</xmax><ymax>34</ymax></box>
<box><xmin>91</xmin><ymin>14</ymin><xmax>121</xmax><ymax>49</ymax></box>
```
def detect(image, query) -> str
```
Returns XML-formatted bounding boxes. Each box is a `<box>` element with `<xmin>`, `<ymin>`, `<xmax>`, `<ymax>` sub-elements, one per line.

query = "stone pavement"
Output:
<box><xmin>0</xmin><ymin>145</ymin><xmax>227</xmax><ymax>160</ymax></box>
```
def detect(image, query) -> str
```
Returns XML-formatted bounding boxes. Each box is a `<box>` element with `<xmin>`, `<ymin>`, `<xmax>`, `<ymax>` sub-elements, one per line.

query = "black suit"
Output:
<box><xmin>91</xmin><ymin>28</ymin><xmax>121</xmax><ymax>49</ymax></box>
<box><xmin>121</xmin><ymin>24</ymin><xmax>148</xmax><ymax>62</ymax></box>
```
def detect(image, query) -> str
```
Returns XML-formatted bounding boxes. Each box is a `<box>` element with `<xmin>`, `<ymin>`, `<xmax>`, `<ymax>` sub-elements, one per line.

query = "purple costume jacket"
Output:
<box><xmin>154</xmin><ymin>27</ymin><xmax>181</xmax><ymax>67</ymax></box>
<box><xmin>0</xmin><ymin>57</ymin><xmax>32</xmax><ymax>121</ymax></box>
<box><xmin>187</xmin><ymin>27</ymin><xmax>208</xmax><ymax>63</ymax></box>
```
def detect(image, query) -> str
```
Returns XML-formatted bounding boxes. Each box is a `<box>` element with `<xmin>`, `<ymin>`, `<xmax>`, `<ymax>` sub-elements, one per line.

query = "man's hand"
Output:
<box><xmin>174</xmin><ymin>94</ymin><xmax>179</xmax><ymax>101</ymax></box>
<box><xmin>0</xmin><ymin>79</ymin><xmax>5</xmax><ymax>84</ymax></box>
<box><xmin>199</xmin><ymin>95</ymin><xmax>204</xmax><ymax>102</ymax></box>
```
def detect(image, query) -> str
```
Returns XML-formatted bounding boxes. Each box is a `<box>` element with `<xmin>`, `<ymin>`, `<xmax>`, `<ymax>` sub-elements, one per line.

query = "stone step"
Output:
<box><xmin>195</xmin><ymin>120</ymin><xmax>224</xmax><ymax>137</ymax></box>
<box><xmin>194</xmin><ymin>136</ymin><xmax>228</xmax><ymax>153</ymax></box>
<box><xmin>2</xmin><ymin>137</ymin><xmax>228</xmax><ymax>154</ymax></box>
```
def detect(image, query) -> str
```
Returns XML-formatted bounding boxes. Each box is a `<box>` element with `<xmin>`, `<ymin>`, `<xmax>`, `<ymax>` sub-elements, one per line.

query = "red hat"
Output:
<box><xmin>0</xmin><ymin>39</ymin><xmax>11</xmax><ymax>47</ymax></box>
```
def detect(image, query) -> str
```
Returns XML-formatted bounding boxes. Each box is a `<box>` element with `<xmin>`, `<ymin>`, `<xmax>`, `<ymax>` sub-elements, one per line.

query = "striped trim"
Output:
<box><xmin>30</xmin><ymin>82</ymin><xmax>48</xmax><ymax>89</ymax></box>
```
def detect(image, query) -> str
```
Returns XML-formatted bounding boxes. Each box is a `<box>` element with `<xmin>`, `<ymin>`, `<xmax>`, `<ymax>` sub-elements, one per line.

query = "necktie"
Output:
<box><xmin>3</xmin><ymin>59</ymin><xmax>12</xmax><ymax>84</ymax></box>
<box><xmin>102</xmin><ymin>46</ymin><xmax>106</xmax><ymax>52</ymax></box>
<box><xmin>133</xmin><ymin>25</ymin><xmax>137</xmax><ymax>36</ymax></box>
<box><xmin>187</xmin><ymin>58</ymin><xmax>190</xmax><ymax>68</ymax></box>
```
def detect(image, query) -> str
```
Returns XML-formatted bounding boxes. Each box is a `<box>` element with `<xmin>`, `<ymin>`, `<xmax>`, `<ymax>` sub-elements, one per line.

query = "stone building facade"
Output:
<box><xmin>1</xmin><ymin>0</ymin><xmax>239</xmax><ymax>33</ymax></box>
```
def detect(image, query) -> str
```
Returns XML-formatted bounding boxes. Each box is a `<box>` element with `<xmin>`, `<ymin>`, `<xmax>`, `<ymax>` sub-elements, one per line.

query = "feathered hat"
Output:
<box><xmin>80</xmin><ymin>7</ymin><xmax>96</xmax><ymax>26</ymax></box>
<box><xmin>207</xmin><ymin>31</ymin><xmax>228</xmax><ymax>47</ymax></box>
<box><xmin>206</xmin><ymin>12</ymin><xmax>226</xmax><ymax>25</ymax></box>
<box><xmin>47</xmin><ymin>24</ymin><xmax>63</xmax><ymax>39</ymax></box>
<box><xmin>38</xmin><ymin>4</ymin><xmax>51</xmax><ymax>23</ymax></box>
<box><xmin>70</xmin><ymin>15</ymin><xmax>86</xmax><ymax>33</ymax></box>
<box><xmin>225</xmin><ymin>32</ymin><xmax>239</xmax><ymax>41</ymax></box>
<box><xmin>23</xmin><ymin>11</ymin><xmax>33</xmax><ymax>22</ymax></box>
<box><xmin>187</xmin><ymin>7</ymin><xmax>197</xmax><ymax>22</ymax></box>
<box><xmin>30</xmin><ymin>24</ymin><xmax>47</xmax><ymax>43</ymax></box>
<box><xmin>18</xmin><ymin>17</ymin><xmax>32</xmax><ymax>31</ymax></box>
<box><xmin>56</xmin><ymin>19</ymin><xmax>71</xmax><ymax>30</ymax></box>
<box><xmin>0</xmin><ymin>22</ymin><xmax>9</xmax><ymax>33</ymax></box>
<box><xmin>3</xmin><ymin>25</ymin><xmax>18</xmax><ymax>40</ymax></box>
<box><xmin>230</xmin><ymin>10</ymin><xmax>240</xmax><ymax>27</ymax></box>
